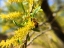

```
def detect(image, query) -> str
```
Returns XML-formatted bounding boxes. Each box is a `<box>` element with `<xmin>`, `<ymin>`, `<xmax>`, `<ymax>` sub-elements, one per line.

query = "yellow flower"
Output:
<box><xmin>8</xmin><ymin>0</ymin><xmax>23</xmax><ymax>3</ymax></box>
<box><xmin>0</xmin><ymin>40</ymin><xmax>5</xmax><ymax>48</ymax></box>
<box><xmin>27</xmin><ymin>0</ymin><xmax>34</xmax><ymax>12</ymax></box>
<box><xmin>28</xmin><ymin>0</ymin><xmax>33</xmax><ymax>5</ymax></box>
<box><xmin>0</xmin><ymin>18</ymin><xmax>35</xmax><ymax>48</ymax></box>
<box><xmin>13</xmin><ymin>18</ymin><xmax>35</xmax><ymax>40</ymax></box>
<box><xmin>0</xmin><ymin>11</ymin><xmax>22</xmax><ymax>20</ymax></box>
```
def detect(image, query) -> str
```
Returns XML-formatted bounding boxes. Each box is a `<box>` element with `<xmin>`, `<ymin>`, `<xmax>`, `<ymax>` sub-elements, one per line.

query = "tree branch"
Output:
<box><xmin>41</xmin><ymin>0</ymin><xmax>64</xmax><ymax>42</ymax></box>
<box><xmin>22</xmin><ymin>33</ymin><xmax>29</xmax><ymax>48</ymax></box>
<box><xmin>27</xmin><ymin>29</ymin><xmax>51</xmax><ymax>46</ymax></box>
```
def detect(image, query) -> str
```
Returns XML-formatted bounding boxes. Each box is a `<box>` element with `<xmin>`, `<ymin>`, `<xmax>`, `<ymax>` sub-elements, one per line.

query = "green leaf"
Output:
<box><xmin>32</xmin><ymin>28</ymin><xmax>40</xmax><ymax>32</ymax></box>
<box><xmin>31</xmin><ymin>6</ymin><xmax>41</xmax><ymax>17</ymax></box>
<box><xmin>21</xmin><ymin>3</ymin><xmax>25</xmax><ymax>13</ymax></box>
<box><xmin>17</xmin><ymin>39</ymin><xmax>22</xmax><ymax>44</ymax></box>
<box><xmin>20</xmin><ymin>20</ymin><xmax>28</xmax><ymax>26</ymax></box>
<box><xmin>27</xmin><ymin>34</ymin><xmax>30</xmax><ymax>41</ymax></box>
<box><xmin>13</xmin><ymin>20</ymin><xmax>23</xmax><ymax>27</ymax></box>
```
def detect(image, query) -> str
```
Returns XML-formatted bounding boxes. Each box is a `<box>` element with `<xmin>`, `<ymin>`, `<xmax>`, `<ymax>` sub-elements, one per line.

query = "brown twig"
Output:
<box><xmin>22</xmin><ymin>33</ymin><xmax>29</xmax><ymax>48</ymax></box>
<box><xmin>29</xmin><ymin>31</ymin><xmax>35</xmax><ymax>37</ymax></box>
<box><xmin>27</xmin><ymin>29</ymin><xmax>51</xmax><ymax>46</ymax></box>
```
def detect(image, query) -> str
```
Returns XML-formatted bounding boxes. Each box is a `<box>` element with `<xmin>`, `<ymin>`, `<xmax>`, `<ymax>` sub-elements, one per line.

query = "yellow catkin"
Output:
<box><xmin>0</xmin><ymin>11</ymin><xmax>22</xmax><ymax>20</ymax></box>
<box><xmin>8</xmin><ymin>0</ymin><xmax>22</xmax><ymax>3</ymax></box>
<box><xmin>27</xmin><ymin>0</ymin><xmax>33</xmax><ymax>12</ymax></box>
<box><xmin>0</xmin><ymin>18</ymin><xmax>35</xmax><ymax>48</ymax></box>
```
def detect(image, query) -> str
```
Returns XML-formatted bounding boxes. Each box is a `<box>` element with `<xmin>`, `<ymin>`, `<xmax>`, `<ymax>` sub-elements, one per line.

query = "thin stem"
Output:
<box><xmin>25</xmin><ymin>33</ymin><xmax>29</xmax><ymax>48</ymax></box>
<box><xmin>22</xmin><ymin>33</ymin><xmax>29</xmax><ymax>48</ymax></box>
<box><xmin>27</xmin><ymin>29</ymin><xmax>51</xmax><ymax>46</ymax></box>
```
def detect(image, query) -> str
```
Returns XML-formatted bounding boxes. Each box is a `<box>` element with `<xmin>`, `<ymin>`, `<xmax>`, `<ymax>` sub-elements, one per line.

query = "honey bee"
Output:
<box><xmin>31</xmin><ymin>18</ymin><xmax>38</xmax><ymax>28</ymax></box>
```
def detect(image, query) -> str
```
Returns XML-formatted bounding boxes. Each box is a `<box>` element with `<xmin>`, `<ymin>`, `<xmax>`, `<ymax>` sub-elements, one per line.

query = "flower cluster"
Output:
<box><xmin>8</xmin><ymin>0</ymin><xmax>23</xmax><ymax>3</ymax></box>
<box><xmin>0</xmin><ymin>0</ymin><xmax>35</xmax><ymax>48</ymax></box>
<box><xmin>0</xmin><ymin>18</ymin><xmax>35</xmax><ymax>48</ymax></box>
<box><xmin>0</xmin><ymin>11</ymin><xmax>22</xmax><ymax>20</ymax></box>
<box><xmin>28</xmin><ymin>0</ymin><xmax>34</xmax><ymax>12</ymax></box>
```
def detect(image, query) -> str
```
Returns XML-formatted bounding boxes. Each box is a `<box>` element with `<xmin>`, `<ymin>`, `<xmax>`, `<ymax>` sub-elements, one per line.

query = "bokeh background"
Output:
<box><xmin>0</xmin><ymin>0</ymin><xmax>64</xmax><ymax>48</ymax></box>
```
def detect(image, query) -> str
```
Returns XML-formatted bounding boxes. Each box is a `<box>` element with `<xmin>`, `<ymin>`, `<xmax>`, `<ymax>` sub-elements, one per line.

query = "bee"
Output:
<box><xmin>31</xmin><ymin>18</ymin><xmax>38</xmax><ymax>28</ymax></box>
